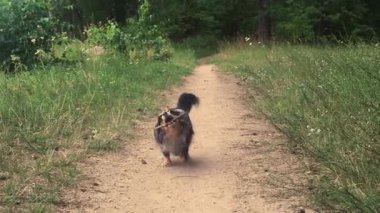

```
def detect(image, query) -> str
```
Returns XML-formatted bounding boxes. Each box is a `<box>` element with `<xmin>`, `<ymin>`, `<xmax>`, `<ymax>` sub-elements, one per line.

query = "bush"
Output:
<box><xmin>85</xmin><ymin>0</ymin><xmax>171</xmax><ymax>61</ymax></box>
<box><xmin>85</xmin><ymin>20</ymin><xmax>171</xmax><ymax>61</ymax></box>
<box><xmin>0</xmin><ymin>0</ymin><xmax>59</xmax><ymax>71</ymax></box>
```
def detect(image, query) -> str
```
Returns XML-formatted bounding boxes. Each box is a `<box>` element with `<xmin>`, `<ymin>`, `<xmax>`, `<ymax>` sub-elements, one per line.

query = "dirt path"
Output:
<box><xmin>60</xmin><ymin>65</ymin><xmax>314</xmax><ymax>212</ymax></box>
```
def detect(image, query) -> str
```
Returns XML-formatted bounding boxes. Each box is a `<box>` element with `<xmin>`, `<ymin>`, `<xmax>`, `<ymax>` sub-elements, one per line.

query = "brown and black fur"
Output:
<box><xmin>154</xmin><ymin>93</ymin><xmax>199</xmax><ymax>166</ymax></box>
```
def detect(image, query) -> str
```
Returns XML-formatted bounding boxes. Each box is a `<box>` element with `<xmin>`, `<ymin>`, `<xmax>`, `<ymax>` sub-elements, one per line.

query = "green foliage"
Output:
<box><xmin>179</xmin><ymin>35</ymin><xmax>219</xmax><ymax>58</ymax></box>
<box><xmin>85</xmin><ymin>21</ymin><xmax>125</xmax><ymax>51</ymax></box>
<box><xmin>50</xmin><ymin>36</ymin><xmax>85</xmax><ymax>63</ymax></box>
<box><xmin>85</xmin><ymin>20</ymin><xmax>171</xmax><ymax>61</ymax></box>
<box><xmin>146</xmin><ymin>0</ymin><xmax>379</xmax><ymax>42</ymax></box>
<box><xmin>2</xmin><ymin>0</ymin><xmax>378</xmax><ymax>71</ymax></box>
<box><xmin>74</xmin><ymin>0</ymin><xmax>138</xmax><ymax>24</ymax></box>
<box><xmin>0</xmin><ymin>0</ymin><xmax>58</xmax><ymax>70</ymax></box>
<box><xmin>0</xmin><ymin>0</ymin><xmax>79</xmax><ymax>71</ymax></box>
<box><xmin>148</xmin><ymin>0</ymin><xmax>257</xmax><ymax>39</ymax></box>
<box><xmin>84</xmin><ymin>0</ymin><xmax>171</xmax><ymax>61</ymax></box>
<box><xmin>212</xmin><ymin>43</ymin><xmax>380</xmax><ymax>212</ymax></box>
<box><xmin>273</xmin><ymin>1</ymin><xmax>317</xmax><ymax>41</ymax></box>
<box><xmin>274</xmin><ymin>0</ymin><xmax>380</xmax><ymax>41</ymax></box>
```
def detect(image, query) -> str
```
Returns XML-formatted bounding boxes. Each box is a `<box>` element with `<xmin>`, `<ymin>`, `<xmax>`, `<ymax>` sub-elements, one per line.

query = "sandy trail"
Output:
<box><xmin>60</xmin><ymin>64</ymin><xmax>314</xmax><ymax>213</ymax></box>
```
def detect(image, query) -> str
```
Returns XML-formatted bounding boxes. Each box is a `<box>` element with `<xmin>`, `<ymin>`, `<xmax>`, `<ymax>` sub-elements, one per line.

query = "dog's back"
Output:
<box><xmin>154</xmin><ymin>93</ymin><xmax>199</xmax><ymax>164</ymax></box>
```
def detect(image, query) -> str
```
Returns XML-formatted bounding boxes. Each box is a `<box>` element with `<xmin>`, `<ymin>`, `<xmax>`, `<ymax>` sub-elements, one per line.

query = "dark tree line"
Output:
<box><xmin>63</xmin><ymin>0</ymin><xmax>379</xmax><ymax>41</ymax></box>
<box><xmin>1</xmin><ymin>0</ymin><xmax>379</xmax><ymax>69</ymax></box>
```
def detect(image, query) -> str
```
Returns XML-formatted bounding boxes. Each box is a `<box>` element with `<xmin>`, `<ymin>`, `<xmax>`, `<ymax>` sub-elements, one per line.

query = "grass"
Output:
<box><xmin>0</xmin><ymin>46</ymin><xmax>196</xmax><ymax>211</ymax></box>
<box><xmin>211</xmin><ymin>41</ymin><xmax>380</xmax><ymax>212</ymax></box>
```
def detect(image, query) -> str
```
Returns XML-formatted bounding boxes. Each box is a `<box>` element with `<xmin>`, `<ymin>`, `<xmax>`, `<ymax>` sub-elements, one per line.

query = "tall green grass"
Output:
<box><xmin>211</xmin><ymin>42</ymin><xmax>380</xmax><ymax>212</ymax></box>
<box><xmin>0</xmin><ymin>48</ymin><xmax>196</xmax><ymax>211</ymax></box>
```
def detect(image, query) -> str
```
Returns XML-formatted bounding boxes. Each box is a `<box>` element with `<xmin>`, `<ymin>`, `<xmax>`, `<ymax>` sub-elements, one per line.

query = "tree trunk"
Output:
<box><xmin>256</xmin><ymin>0</ymin><xmax>271</xmax><ymax>42</ymax></box>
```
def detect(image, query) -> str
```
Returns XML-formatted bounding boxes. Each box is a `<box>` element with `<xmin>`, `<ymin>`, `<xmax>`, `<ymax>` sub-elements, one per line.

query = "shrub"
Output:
<box><xmin>0</xmin><ymin>0</ymin><xmax>59</xmax><ymax>71</ymax></box>
<box><xmin>85</xmin><ymin>0</ymin><xmax>171</xmax><ymax>61</ymax></box>
<box><xmin>85</xmin><ymin>20</ymin><xmax>171</xmax><ymax>61</ymax></box>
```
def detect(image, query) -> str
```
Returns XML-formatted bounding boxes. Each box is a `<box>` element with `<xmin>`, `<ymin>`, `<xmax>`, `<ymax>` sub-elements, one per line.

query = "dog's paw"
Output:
<box><xmin>179</xmin><ymin>155</ymin><xmax>186</xmax><ymax>162</ymax></box>
<box><xmin>162</xmin><ymin>160</ymin><xmax>172</xmax><ymax>167</ymax></box>
<box><xmin>179</xmin><ymin>154</ymin><xmax>190</xmax><ymax>162</ymax></box>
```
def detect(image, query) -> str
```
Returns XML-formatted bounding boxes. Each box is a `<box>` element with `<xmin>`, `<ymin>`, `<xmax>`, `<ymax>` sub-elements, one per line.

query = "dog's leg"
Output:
<box><xmin>181</xmin><ymin>130</ymin><xmax>193</xmax><ymax>162</ymax></box>
<box><xmin>162</xmin><ymin>151</ymin><xmax>172</xmax><ymax>166</ymax></box>
<box><xmin>181</xmin><ymin>146</ymin><xmax>190</xmax><ymax>162</ymax></box>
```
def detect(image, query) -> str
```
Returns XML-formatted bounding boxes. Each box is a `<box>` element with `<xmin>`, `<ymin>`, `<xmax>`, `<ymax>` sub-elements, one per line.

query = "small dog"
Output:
<box><xmin>154</xmin><ymin>93</ymin><xmax>199</xmax><ymax>166</ymax></box>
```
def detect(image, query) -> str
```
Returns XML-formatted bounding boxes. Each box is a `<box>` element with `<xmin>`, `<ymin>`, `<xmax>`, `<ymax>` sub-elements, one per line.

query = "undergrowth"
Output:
<box><xmin>211</xmin><ymin>41</ymin><xmax>380</xmax><ymax>212</ymax></box>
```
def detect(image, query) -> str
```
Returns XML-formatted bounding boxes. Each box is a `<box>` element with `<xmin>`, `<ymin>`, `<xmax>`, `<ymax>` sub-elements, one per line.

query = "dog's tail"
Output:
<box><xmin>177</xmin><ymin>93</ymin><xmax>199</xmax><ymax>113</ymax></box>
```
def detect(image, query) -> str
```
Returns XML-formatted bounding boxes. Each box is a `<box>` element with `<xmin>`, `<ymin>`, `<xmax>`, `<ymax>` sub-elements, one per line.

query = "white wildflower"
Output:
<box><xmin>91</xmin><ymin>128</ymin><xmax>98</xmax><ymax>135</ymax></box>
<box><xmin>35</xmin><ymin>49</ymin><xmax>42</xmax><ymax>55</ymax></box>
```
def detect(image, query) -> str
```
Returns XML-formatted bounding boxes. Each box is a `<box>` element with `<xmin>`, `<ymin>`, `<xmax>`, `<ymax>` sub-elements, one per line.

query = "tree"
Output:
<box><xmin>256</xmin><ymin>0</ymin><xmax>271</xmax><ymax>41</ymax></box>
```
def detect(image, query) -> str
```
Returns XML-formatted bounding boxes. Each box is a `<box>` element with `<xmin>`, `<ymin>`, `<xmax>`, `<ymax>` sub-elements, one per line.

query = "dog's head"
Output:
<box><xmin>156</xmin><ymin>108</ymin><xmax>185</xmax><ymax>127</ymax></box>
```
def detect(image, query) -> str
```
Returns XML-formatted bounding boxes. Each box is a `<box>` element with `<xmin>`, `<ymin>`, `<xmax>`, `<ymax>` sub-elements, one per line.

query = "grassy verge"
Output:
<box><xmin>0</xmin><ymin>47</ymin><xmax>196</xmax><ymax>211</ymax></box>
<box><xmin>211</xmin><ymin>42</ymin><xmax>380</xmax><ymax>212</ymax></box>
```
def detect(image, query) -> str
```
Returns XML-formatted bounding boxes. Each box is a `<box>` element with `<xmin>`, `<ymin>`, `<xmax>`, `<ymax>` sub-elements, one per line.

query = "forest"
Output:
<box><xmin>0</xmin><ymin>0</ymin><xmax>379</xmax><ymax>212</ymax></box>
<box><xmin>1</xmin><ymin>0</ymin><xmax>379</xmax><ymax>69</ymax></box>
